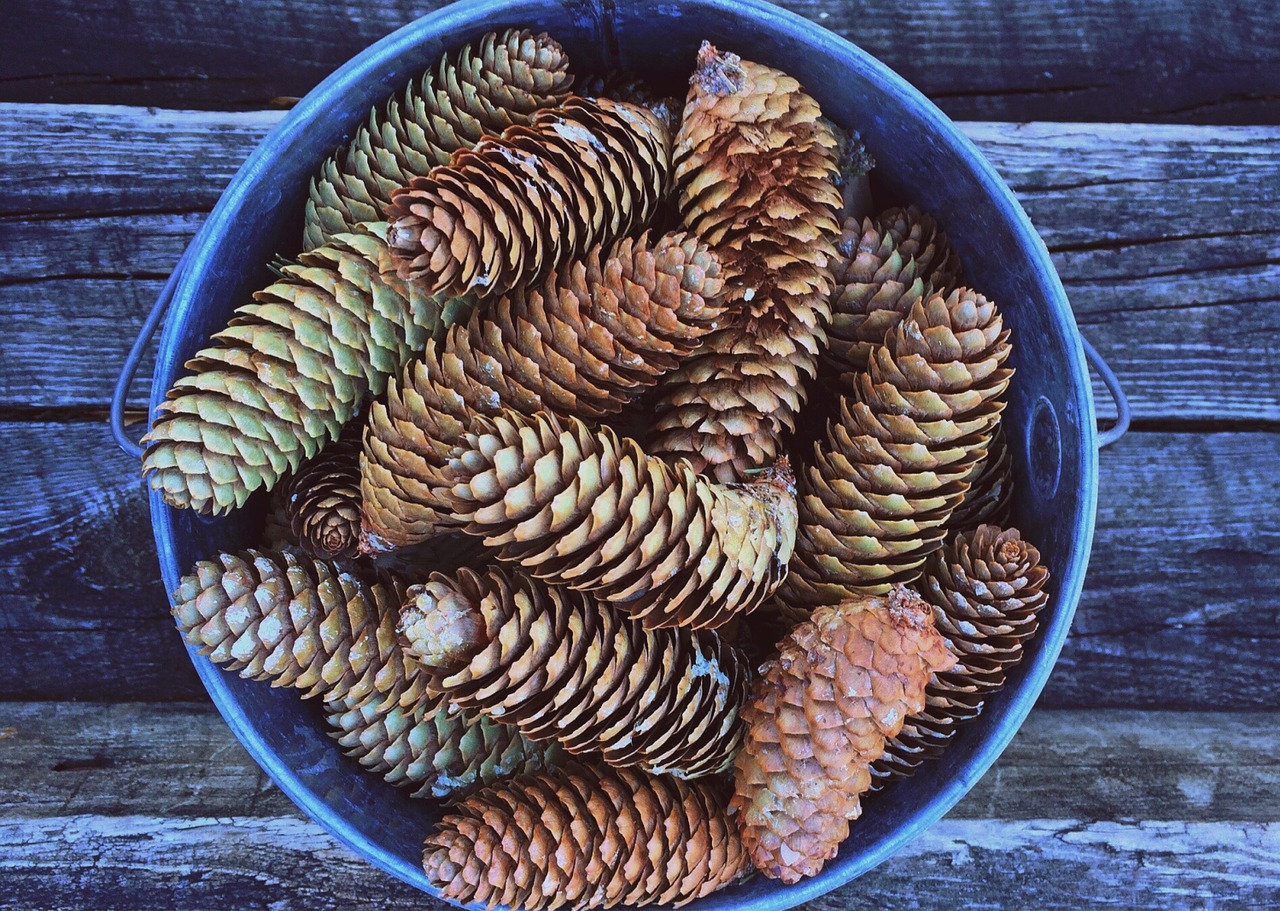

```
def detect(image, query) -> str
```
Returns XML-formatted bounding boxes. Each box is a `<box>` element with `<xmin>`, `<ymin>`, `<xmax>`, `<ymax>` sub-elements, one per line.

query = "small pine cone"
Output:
<box><xmin>324</xmin><ymin>692</ymin><xmax>559</xmax><ymax>799</ymax></box>
<box><xmin>400</xmin><ymin>566</ymin><xmax>748</xmax><ymax>778</ymax></box>
<box><xmin>423</xmin><ymin>762</ymin><xmax>750</xmax><ymax>909</ymax></box>
<box><xmin>387</xmin><ymin>408</ymin><xmax>796</xmax><ymax>629</ymax></box>
<box><xmin>649</xmin><ymin>43</ymin><xmax>841</xmax><ymax>481</ymax></box>
<box><xmin>385</xmin><ymin>98</ymin><xmax>671</xmax><ymax>297</ymax></box>
<box><xmin>359</xmin><ymin>231</ymin><xmax>725</xmax><ymax>549</ymax></box>
<box><xmin>778</xmin><ymin>288</ymin><xmax>1013</xmax><ymax>616</ymax></box>
<box><xmin>948</xmin><ymin>422</ymin><xmax>1015</xmax><ymax>533</ymax></box>
<box><xmin>142</xmin><ymin>225</ymin><xmax>474</xmax><ymax>515</ymax></box>
<box><xmin>826</xmin><ymin>205</ymin><xmax>962</xmax><ymax>382</ymax></box>
<box><xmin>304</xmin><ymin>29</ymin><xmax>573</xmax><ymax>250</ymax></box>
<box><xmin>286</xmin><ymin>433</ymin><xmax>362</xmax><ymax>560</ymax></box>
<box><xmin>732</xmin><ymin>587</ymin><xmax>957</xmax><ymax>883</ymax></box>
<box><xmin>171</xmin><ymin>549</ymin><xmax>426</xmax><ymax>711</ymax></box>
<box><xmin>872</xmin><ymin>526</ymin><xmax>1049</xmax><ymax>787</ymax></box>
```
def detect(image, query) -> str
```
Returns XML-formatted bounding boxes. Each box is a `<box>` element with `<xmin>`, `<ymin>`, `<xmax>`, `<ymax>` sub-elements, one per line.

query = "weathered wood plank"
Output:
<box><xmin>1</xmin><ymin>813</ymin><xmax>1275</xmax><ymax>910</ymax></box>
<box><xmin>2</xmin><ymin>107</ymin><xmax>1278</xmax><ymax>421</ymax></box>
<box><xmin>3</xmin><ymin>422</ymin><xmax>1276</xmax><ymax>708</ymax></box>
<box><xmin>3</xmin><ymin>0</ymin><xmax>1278</xmax><ymax>124</ymax></box>
<box><xmin>4</xmin><ymin>702</ymin><xmax>1275</xmax><ymax>823</ymax></box>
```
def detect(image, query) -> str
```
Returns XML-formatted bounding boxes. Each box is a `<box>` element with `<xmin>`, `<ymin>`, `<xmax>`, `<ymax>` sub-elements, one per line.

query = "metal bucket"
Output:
<box><xmin>112</xmin><ymin>0</ymin><xmax>1128</xmax><ymax>907</ymax></box>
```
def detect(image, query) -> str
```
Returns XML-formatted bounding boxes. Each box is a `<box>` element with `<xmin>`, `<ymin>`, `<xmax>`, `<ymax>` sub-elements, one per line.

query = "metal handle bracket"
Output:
<box><xmin>1081</xmin><ymin>335</ymin><xmax>1130</xmax><ymax>449</ymax></box>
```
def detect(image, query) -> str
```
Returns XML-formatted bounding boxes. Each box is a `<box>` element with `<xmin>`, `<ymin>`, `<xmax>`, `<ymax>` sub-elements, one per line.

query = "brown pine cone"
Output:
<box><xmin>304</xmin><ymin>29</ymin><xmax>574</xmax><ymax>250</ymax></box>
<box><xmin>359</xmin><ymin>231</ymin><xmax>724</xmax><ymax>549</ymax></box>
<box><xmin>371</xmin><ymin>408</ymin><xmax>796</xmax><ymax>629</ymax></box>
<box><xmin>948</xmin><ymin>422</ymin><xmax>1015</xmax><ymax>533</ymax></box>
<box><xmin>385</xmin><ymin>97</ymin><xmax>671</xmax><ymax>297</ymax></box>
<box><xmin>649</xmin><ymin>43</ymin><xmax>841</xmax><ymax>481</ymax></box>
<box><xmin>286</xmin><ymin>432</ymin><xmax>362</xmax><ymax>560</ymax></box>
<box><xmin>422</xmin><ymin>762</ymin><xmax>749</xmax><ymax>909</ymax></box>
<box><xmin>777</xmin><ymin>288</ymin><xmax>1013</xmax><ymax>619</ymax></box>
<box><xmin>826</xmin><ymin>205</ymin><xmax>962</xmax><ymax>382</ymax></box>
<box><xmin>872</xmin><ymin>526</ymin><xmax>1049</xmax><ymax>787</ymax></box>
<box><xmin>732</xmin><ymin>587</ymin><xmax>956</xmax><ymax>883</ymax></box>
<box><xmin>170</xmin><ymin>549</ymin><xmax>426</xmax><ymax>711</ymax></box>
<box><xmin>142</xmin><ymin>224</ymin><xmax>473</xmax><ymax>515</ymax></box>
<box><xmin>399</xmin><ymin>566</ymin><xmax>748</xmax><ymax>778</ymax></box>
<box><xmin>324</xmin><ymin>691</ymin><xmax>559</xmax><ymax>799</ymax></box>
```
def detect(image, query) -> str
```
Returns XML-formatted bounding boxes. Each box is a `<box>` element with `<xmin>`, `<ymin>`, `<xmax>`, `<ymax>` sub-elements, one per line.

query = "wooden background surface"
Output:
<box><xmin>2</xmin><ymin>1</ymin><xmax>1279</xmax><ymax>908</ymax></box>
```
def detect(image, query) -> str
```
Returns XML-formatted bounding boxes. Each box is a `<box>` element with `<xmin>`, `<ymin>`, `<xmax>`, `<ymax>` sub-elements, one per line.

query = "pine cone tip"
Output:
<box><xmin>693</xmin><ymin>41</ymin><xmax>745</xmax><ymax>95</ymax></box>
<box><xmin>401</xmin><ymin>578</ymin><xmax>486</xmax><ymax>671</ymax></box>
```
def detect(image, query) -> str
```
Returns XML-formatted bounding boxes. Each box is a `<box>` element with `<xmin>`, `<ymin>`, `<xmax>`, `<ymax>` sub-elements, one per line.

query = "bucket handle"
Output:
<box><xmin>110</xmin><ymin>247</ymin><xmax>193</xmax><ymax>459</ymax></box>
<box><xmin>1081</xmin><ymin>335</ymin><xmax>1130</xmax><ymax>448</ymax></box>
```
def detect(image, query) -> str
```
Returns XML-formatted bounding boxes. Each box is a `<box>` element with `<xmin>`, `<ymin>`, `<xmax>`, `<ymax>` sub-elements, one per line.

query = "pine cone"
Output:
<box><xmin>378</xmin><ymin>408</ymin><xmax>797</xmax><ymax>628</ymax></box>
<box><xmin>360</xmin><ymin>231</ymin><xmax>725</xmax><ymax>549</ymax></box>
<box><xmin>260</xmin><ymin>488</ymin><xmax>297</xmax><ymax>551</ymax></box>
<box><xmin>872</xmin><ymin>525</ymin><xmax>1049</xmax><ymax>786</ymax></box>
<box><xmin>171</xmin><ymin>549</ymin><xmax>426</xmax><ymax>711</ymax></box>
<box><xmin>649</xmin><ymin>43</ymin><xmax>841</xmax><ymax>481</ymax></box>
<box><xmin>142</xmin><ymin>225</ymin><xmax>474</xmax><ymax>514</ymax></box>
<box><xmin>385</xmin><ymin>97</ymin><xmax>671</xmax><ymax>297</ymax></box>
<box><xmin>777</xmin><ymin>288</ymin><xmax>1013</xmax><ymax>618</ymax></box>
<box><xmin>423</xmin><ymin>761</ymin><xmax>749</xmax><ymax>909</ymax></box>
<box><xmin>948</xmin><ymin>422</ymin><xmax>1015</xmax><ymax>533</ymax></box>
<box><xmin>304</xmin><ymin>29</ymin><xmax>574</xmax><ymax>250</ymax></box>
<box><xmin>325</xmin><ymin>692</ymin><xmax>559</xmax><ymax>799</ymax></box>
<box><xmin>286</xmin><ymin>432</ymin><xmax>362</xmax><ymax>560</ymax></box>
<box><xmin>731</xmin><ymin>587</ymin><xmax>956</xmax><ymax>883</ymax></box>
<box><xmin>400</xmin><ymin>566</ymin><xmax>748</xmax><ymax>778</ymax></box>
<box><xmin>826</xmin><ymin>205</ymin><xmax>962</xmax><ymax>382</ymax></box>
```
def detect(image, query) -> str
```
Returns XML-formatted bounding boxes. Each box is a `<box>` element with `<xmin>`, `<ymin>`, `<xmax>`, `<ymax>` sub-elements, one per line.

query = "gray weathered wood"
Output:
<box><xmin>2</xmin><ymin>0</ymin><xmax>1277</xmax><ymax>124</ymax></box>
<box><xmin>3</xmin><ymin>422</ymin><xmax>1276</xmax><ymax>707</ymax></box>
<box><xmin>4</xmin><ymin>702</ymin><xmax>1276</xmax><ymax>823</ymax></box>
<box><xmin>0</xmin><ymin>813</ymin><xmax>1275</xmax><ymax>910</ymax></box>
<box><xmin>2</xmin><ymin>106</ymin><xmax>1277</xmax><ymax>422</ymax></box>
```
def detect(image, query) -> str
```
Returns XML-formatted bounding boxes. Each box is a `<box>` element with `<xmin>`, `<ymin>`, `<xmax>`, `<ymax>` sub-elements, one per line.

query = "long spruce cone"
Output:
<box><xmin>360</xmin><ymin>231</ymin><xmax>725</xmax><ymax>549</ymax></box>
<box><xmin>778</xmin><ymin>288</ymin><xmax>1013</xmax><ymax>619</ymax></box>
<box><xmin>423</xmin><ymin>762</ymin><xmax>750</xmax><ymax>909</ymax></box>
<box><xmin>948</xmin><ymin>422</ymin><xmax>1015</xmax><ymax>533</ymax></box>
<box><xmin>171</xmin><ymin>549</ymin><xmax>428</xmax><ymax>711</ymax></box>
<box><xmin>324</xmin><ymin>692</ymin><xmax>559</xmax><ymax>799</ymax></box>
<box><xmin>385</xmin><ymin>409</ymin><xmax>797</xmax><ymax>629</ymax></box>
<box><xmin>872</xmin><ymin>525</ymin><xmax>1049</xmax><ymax>787</ymax></box>
<box><xmin>649</xmin><ymin>43</ymin><xmax>842</xmax><ymax>480</ymax></box>
<box><xmin>143</xmin><ymin>225</ymin><xmax>474</xmax><ymax>514</ymax></box>
<box><xmin>304</xmin><ymin>29</ymin><xmax>574</xmax><ymax>250</ymax></box>
<box><xmin>287</xmin><ymin>432</ymin><xmax>362</xmax><ymax>560</ymax></box>
<box><xmin>400</xmin><ymin>566</ymin><xmax>749</xmax><ymax>778</ymax></box>
<box><xmin>732</xmin><ymin>587</ymin><xmax>956</xmax><ymax>883</ymax></box>
<box><xmin>385</xmin><ymin>97</ymin><xmax>671</xmax><ymax>296</ymax></box>
<box><xmin>826</xmin><ymin>206</ymin><xmax>963</xmax><ymax>383</ymax></box>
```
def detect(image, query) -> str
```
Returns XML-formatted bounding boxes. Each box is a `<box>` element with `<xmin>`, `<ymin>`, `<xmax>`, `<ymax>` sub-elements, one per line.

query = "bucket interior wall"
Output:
<box><xmin>148</xmin><ymin>1</ymin><xmax>1097</xmax><ymax>908</ymax></box>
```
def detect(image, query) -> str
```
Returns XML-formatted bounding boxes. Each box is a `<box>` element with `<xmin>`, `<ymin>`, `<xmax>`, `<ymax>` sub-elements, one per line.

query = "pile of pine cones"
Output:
<box><xmin>146</xmin><ymin>30</ymin><xmax>1051</xmax><ymax>907</ymax></box>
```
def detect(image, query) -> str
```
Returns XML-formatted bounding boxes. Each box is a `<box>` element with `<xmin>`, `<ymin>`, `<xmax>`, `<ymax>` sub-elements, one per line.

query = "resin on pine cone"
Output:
<box><xmin>649</xmin><ymin>42</ymin><xmax>842</xmax><ymax>480</ymax></box>
<box><xmin>385</xmin><ymin>97</ymin><xmax>671</xmax><ymax>297</ymax></box>
<box><xmin>732</xmin><ymin>586</ymin><xmax>956</xmax><ymax>883</ymax></box>
<box><xmin>423</xmin><ymin>761</ymin><xmax>750</xmax><ymax>909</ymax></box>
<box><xmin>171</xmin><ymin>549</ymin><xmax>426</xmax><ymax>711</ymax></box>
<box><xmin>381</xmin><ymin>408</ymin><xmax>797</xmax><ymax>628</ymax></box>
<box><xmin>400</xmin><ymin>566</ymin><xmax>748</xmax><ymax>778</ymax></box>
<box><xmin>324</xmin><ymin>690</ymin><xmax>559</xmax><ymax>799</ymax></box>
<box><xmin>142</xmin><ymin>224</ymin><xmax>473</xmax><ymax>514</ymax></box>
<box><xmin>286</xmin><ymin>431</ymin><xmax>362</xmax><ymax>560</ymax></box>
<box><xmin>359</xmin><ymin>231</ymin><xmax>725</xmax><ymax>549</ymax></box>
<box><xmin>305</xmin><ymin>29</ymin><xmax>574</xmax><ymax>250</ymax></box>
<box><xmin>778</xmin><ymin>287</ymin><xmax>1013</xmax><ymax>619</ymax></box>
<box><xmin>873</xmin><ymin>525</ymin><xmax>1049</xmax><ymax>785</ymax></box>
<box><xmin>825</xmin><ymin>205</ymin><xmax>963</xmax><ymax>384</ymax></box>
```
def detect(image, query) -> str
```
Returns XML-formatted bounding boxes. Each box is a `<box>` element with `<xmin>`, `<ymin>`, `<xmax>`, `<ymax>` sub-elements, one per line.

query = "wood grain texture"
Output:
<box><xmin>2</xmin><ymin>0</ymin><xmax>1277</xmax><ymax>124</ymax></box>
<box><xmin>3</xmin><ymin>422</ymin><xmax>1275</xmax><ymax>708</ymax></box>
<box><xmin>5</xmin><ymin>703</ymin><xmax>1276</xmax><ymax>823</ymax></box>
<box><xmin>2</xmin><ymin>105</ymin><xmax>1277</xmax><ymax>421</ymax></box>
